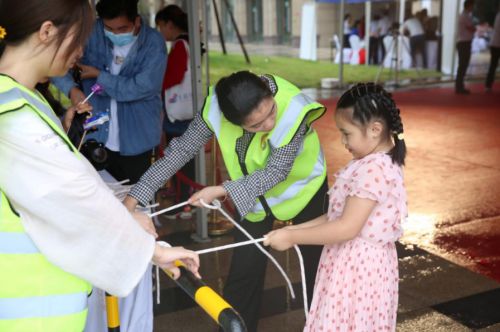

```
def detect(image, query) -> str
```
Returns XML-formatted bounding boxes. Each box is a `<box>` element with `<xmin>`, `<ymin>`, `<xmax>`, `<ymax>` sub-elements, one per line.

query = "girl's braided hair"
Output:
<box><xmin>337</xmin><ymin>83</ymin><xmax>406</xmax><ymax>166</ymax></box>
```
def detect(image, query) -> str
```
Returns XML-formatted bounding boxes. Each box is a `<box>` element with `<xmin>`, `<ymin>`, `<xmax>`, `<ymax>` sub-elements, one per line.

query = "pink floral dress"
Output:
<box><xmin>304</xmin><ymin>152</ymin><xmax>407</xmax><ymax>332</ymax></box>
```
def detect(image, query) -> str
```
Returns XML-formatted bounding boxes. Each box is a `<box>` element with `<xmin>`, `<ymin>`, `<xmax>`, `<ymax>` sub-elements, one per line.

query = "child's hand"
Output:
<box><xmin>263</xmin><ymin>229</ymin><xmax>294</xmax><ymax>251</ymax></box>
<box><xmin>132</xmin><ymin>211</ymin><xmax>158</xmax><ymax>238</ymax></box>
<box><xmin>152</xmin><ymin>245</ymin><xmax>201</xmax><ymax>279</ymax></box>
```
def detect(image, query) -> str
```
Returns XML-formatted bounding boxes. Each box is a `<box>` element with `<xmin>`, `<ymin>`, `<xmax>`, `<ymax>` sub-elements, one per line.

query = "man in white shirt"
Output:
<box><xmin>456</xmin><ymin>0</ymin><xmax>476</xmax><ymax>94</ymax></box>
<box><xmin>402</xmin><ymin>14</ymin><xmax>426</xmax><ymax>67</ymax></box>
<box><xmin>485</xmin><ymin>6</ymin><xmax>500</xmax><ymax>92</ymax></box>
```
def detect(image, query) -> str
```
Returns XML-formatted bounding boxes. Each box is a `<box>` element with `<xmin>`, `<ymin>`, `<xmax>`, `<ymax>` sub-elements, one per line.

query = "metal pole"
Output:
<box><xmin>365</xmin><ymin>1</ymin><xmax>371</xmax><ymax>66</ymax></box>
<box><xmin>451</xmin><ymin>0</ymin><xmax>462</xmax><ymax>79</ymax></box>
<box><xmin>222</xmin><ymin>0</ymin><xmax>251</xmax><ymax>64</ymax></box>
<box><xmin>187</xmin><ymin>0</ymin><xmax>210</xmax><ymax>242</ymax></box>
<box><xmin>212</xmin><ymin>0</ymin><xmax>227</xmax><ymax>54</ymax></box>
<box><xmin>339</xmin><ymin>0</ymin><xmax>345</xmax><ymax>88</ymax></box>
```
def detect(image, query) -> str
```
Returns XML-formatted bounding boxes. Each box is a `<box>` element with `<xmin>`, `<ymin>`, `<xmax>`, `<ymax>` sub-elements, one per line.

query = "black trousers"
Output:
<box><xmin>105</xmin><ymin>149</ymin><xmax>153</xmax><ymax>184</ymax></box>
<box><xmin>486</xmin><ymin>46</ymin><xmax>500</xmax><ymax>89</ymax></box>
<box><xmin>455</xmin><ymin>41</ymin><xmax>472</xmax><ymax>91</ymax></box>
<box><xmin>409</xmin><ymin>34</ymin><xmax>426</xmax><ymax>67</ymax></box>
<box><xmin>369</xmin><ymin>36</ymin><xmax>380</xmax><ymax>64</ymax></box>
<box><xmin>223</xmin><ymin>180</ymin><xmax>328</xmax><ymax>332</ymax></box>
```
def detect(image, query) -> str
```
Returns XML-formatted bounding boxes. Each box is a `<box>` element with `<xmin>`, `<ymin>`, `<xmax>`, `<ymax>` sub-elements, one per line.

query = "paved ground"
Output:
<box><xmin>152</xmin><ymin>80</ymin><xmax>500</xmax><ymax>331</ymax></box>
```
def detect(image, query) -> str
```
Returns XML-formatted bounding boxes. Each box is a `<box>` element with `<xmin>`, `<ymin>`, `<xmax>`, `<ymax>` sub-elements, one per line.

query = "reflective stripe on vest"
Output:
<box><xmin>0</xmin><ymin>85</ymin><xmax>64</xmax><ymax>132</ymax></box>
<box><xmin>202</xmin><ymin>75</ymin><xmax>326</xmax><ymax>222</ymax></box>
<box><xmin>0</xmin><ymin>293</ymin><xmax>88</xmax><ymax>320</ymax></box>
<box><xmin>0</xmin><ymin>232</ymin><xmax>39</xmax><ymax>254</ymax></box>
<box><xmin>0</xmin><ymin>76</ymin><xmax>89</xmax><ymax>331</ymax></box>
<box><xmin>249</xmin><ymin>143</ymin><xmax>325</xmax><ymax>214</ymax></box>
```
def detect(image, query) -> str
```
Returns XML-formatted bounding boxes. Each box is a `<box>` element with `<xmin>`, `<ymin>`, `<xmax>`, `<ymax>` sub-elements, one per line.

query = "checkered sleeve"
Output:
<box><xmin>223</xmin><ymin>121</ymin><xmax>308</xmax><ymax>218</ymax></box>
<box><xmin>129</xmin><ymin>112</ymin><xmax>213</xmax><ymax>206</ymax></box>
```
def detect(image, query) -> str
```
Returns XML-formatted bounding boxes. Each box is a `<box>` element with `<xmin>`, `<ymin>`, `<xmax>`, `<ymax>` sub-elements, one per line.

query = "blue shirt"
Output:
<box><xmin>53</xmin><ymin>19</ymin><xmax>167</xmax><ymax>156</ymax></box>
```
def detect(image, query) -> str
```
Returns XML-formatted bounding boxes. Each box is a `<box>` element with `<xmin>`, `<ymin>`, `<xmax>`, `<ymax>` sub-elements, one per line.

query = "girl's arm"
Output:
<box><xmin>285</xmin><ymin>213</ymin><xmax>328</xmax><ymax>230</ymax></box>
<box><xmin>264</xmin><ymin>195</ymin><xmax>377</xmax><ymax>251</ymax></box>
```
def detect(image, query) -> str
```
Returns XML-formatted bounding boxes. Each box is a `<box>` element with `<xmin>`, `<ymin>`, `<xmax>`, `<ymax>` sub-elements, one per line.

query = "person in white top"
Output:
<box><xmin>0</xmin><ymin>0</ymin><xmax>199</xmax><ymax>330</ymax></box>
<box><xmin>402</xmin><ymin>14</ymin><xmax>426</xmax><ymax>67</ymax></box>
<box><xmin>485</xmin><ymin>5</ymin><xmax>500</xmax><ymax>91</ymax></box>
<box><xmin>344</xmin><ymin>13</ymin><xmax>353</xmax><ymax>48</ymax></box>
<box><xmin>456</xmin><ymin>0</ymin><xmax>476</xmax><ymax>94</ymax></box>
<box><xmin>378</xmin><ymin>9</ymin><xmax>392</xmax><ymax>62</ymax></box>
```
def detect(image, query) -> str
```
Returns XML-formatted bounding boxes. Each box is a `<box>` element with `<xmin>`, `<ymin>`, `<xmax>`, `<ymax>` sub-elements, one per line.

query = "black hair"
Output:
<box><xmin>155</xmin><ymin>5</ymin><xmax>188</xmax><ymax>32</ymax></box>
<box><xmin>96</xmin><ymin>0</ymin><xmax>139</xmax><ymax>22</ymax></box>
<box><xmin>464</xmin><ymin>0</ymin><xmax>474</xmax><ymax>9</ymax></box>
<box><xmin>0</xmin><ymin>0</ymin><xmax>94</xmax><ymax>61</ymax></box>
<box><xmin>215</xmin><ymin>71</ymin><xmax>273</xmax><ymax>126</ymax></box>
<box><xmin>336</xmin><ymin>83</ymin><xmax>407</xmax><ymax>166</ymax></box>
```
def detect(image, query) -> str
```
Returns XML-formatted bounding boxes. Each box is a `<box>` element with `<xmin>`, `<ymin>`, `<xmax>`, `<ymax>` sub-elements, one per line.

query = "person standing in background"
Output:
<box><xmin>455</xmin><ymin>0</ymin><xmax>476</xmax><ymax>95</ymax></box>
<box><xmin>485</xmin><ymin>5</ymin><xmax>500</xmax><ymax>92</ymax></box>
<box><xmin>155</xmin><ymin>5</ymin><xmax>196</xmax><ymax>219</ymax></box>
<box><xmin>53</xmin><ymin>0</ymin><xmax>167</xmax><ymax>183</ymax></box>
<box><xmin>402</xmin><ymin>13</ymin><xmax>426</xmax><ymax>68</ymax></box>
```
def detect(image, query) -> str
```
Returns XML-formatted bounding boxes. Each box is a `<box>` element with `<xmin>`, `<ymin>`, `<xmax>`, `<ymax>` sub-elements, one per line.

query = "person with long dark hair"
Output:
<box><xmin>0</xmin><ymin>1</ymin><xmax>199</xmax><ymax>330</ymax></box>
<box><xmin>124</xmin><ymin>71</ymin><xmax>328</xmax><ymax>331</ymax></box>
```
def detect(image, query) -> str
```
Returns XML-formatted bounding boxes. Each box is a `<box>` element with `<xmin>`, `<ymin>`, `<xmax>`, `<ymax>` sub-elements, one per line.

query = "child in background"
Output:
<box><xmin>264</xmin><ymin>83</ymin><xmax>407</xmax><ymax>331</ymax></box>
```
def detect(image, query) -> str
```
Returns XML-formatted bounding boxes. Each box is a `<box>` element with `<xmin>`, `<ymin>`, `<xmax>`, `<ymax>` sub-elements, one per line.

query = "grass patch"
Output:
<box><xmin>208</xmin><ymin>51</ymin><xmax>441</xmax><ymax>88</ymax></box>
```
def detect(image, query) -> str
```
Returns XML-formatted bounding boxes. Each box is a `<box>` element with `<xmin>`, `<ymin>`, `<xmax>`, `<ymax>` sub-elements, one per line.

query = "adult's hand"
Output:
<box><xmin>123</xmin><ymin>195</ymin><xmax>139</xmax><ymax>212</ymax></box>
<box><xmin>69</xmin><ymin>87</ymin><xmax>86</xmax><ymax>106</ymax></box>
<box><xmin>188</xmin><ymin>185</ymin><xmax>227</xmax><ymax>207</ymax></box>
<box><xmin>152</xmin><ymin>245</ymin><xmax>201</xmax><ymax>279</ymax></box>
<box><xmin>79</xmin><ymin>63</ymin><xmax>101</xmax><ymax>80</ymax></box>
<box><xmin>132</xmin><ymin>211</ymin><xmax>158</xmax><ymax>238</ymax></box>
<box><xmin>62</xmin><ymin>101</ymin><xmax>92</xmax><ymax>132</ymax></box>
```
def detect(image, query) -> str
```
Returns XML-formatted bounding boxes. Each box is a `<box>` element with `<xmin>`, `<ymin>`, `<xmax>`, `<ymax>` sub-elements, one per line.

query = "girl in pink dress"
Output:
<box><xmin>264</xmin><ymin>83</ymin><xmax>407</xmax><ymax>331</ymax></box>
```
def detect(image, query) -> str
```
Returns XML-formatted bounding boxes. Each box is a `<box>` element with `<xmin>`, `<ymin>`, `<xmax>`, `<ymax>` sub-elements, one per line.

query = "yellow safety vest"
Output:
<box><xmin>202</xmin><ymin>75</ymin><xmax>327</xmax><ymax>222</ymax></box>
<box><xmin>0</xmin><ymin>75</ymin><xmax>91</xmax><ymax>331</ymax></box>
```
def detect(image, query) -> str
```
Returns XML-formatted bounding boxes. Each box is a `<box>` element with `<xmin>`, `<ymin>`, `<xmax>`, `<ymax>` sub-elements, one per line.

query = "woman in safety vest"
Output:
<box><xmin>0</xmin><ymin>1</ymin><xmax>199</xmax><ymax>331</ymax></box>
<box><xmin>125</xmin><ymin>70</ymin><xmax>328</xmax><ymax>332</ymax></box>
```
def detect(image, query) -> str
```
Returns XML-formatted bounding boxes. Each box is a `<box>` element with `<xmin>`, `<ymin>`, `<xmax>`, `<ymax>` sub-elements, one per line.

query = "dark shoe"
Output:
<box><xmin>455</xmin><ymin>89</ymin><xmax>470</xmax><ymax>95</ymax></box>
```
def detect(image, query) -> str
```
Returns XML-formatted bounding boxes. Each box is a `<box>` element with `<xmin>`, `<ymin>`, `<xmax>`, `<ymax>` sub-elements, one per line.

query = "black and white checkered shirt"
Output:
<box><xmin>129</xmin><ymin>75</ymin><xmax>308</xmax><ymax>217</ymax></box>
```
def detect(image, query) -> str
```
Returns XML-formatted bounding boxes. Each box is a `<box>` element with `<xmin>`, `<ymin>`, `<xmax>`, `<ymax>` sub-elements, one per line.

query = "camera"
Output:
<box><xmin>80</xmin><ymin>139</ymin><xmax>108</xmax><ymax>170</ymax></box>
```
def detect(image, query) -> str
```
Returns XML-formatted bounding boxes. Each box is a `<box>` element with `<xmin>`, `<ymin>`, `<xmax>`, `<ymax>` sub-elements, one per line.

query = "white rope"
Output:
<box><xmin>147</xmin><ymin>201</ymin><xmax>190</xmax><ymax>218</ymax></box>
<box><xmin>154</xmin><ymin>241</ymin><xmax>172</xmax><ymax>305</ymax></box>
<box><xmin>196</xmin><ymin>238</ymin><xmax>265</xmax><ymax>255</ymax></box>
<box><xmin>199</xmin><ymin>199</ymin><xmax>297</xmax><ymax>300</ymax></box>
<box><xmin>294</xmin><ymin>245</ymin><xmax>308</xmax><ymax>317</ymax></box>
<box><xmin>152</xmin><ymin>200</ymin><xmax>309</xmax><ymax>319</ymax></box>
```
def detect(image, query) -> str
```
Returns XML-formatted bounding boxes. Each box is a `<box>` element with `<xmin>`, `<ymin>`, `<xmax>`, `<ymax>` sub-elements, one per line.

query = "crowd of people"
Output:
<box><xmin>0</xmin><ymin>0</ymin><xmax>497</xmax><ymax>331</ymax></box>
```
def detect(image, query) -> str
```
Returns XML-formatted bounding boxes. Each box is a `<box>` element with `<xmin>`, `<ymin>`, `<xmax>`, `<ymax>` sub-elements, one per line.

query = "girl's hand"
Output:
<box><xmin>63</xmin><ymin>101</ymin><xmax>92</xmax><ymax>132</ymax></box>
<box><xmin>263</xmin><ymin>228</ymin><xmax>294</xmax><ymax>251</ymax></box>
<box><xmin>188</xmin><ymin>186</ymin><xmax>227</xmax><ymax>207</ymax></box>
<box><xmin>132</xmin><ymin>211</ymin><xmax>158</xmax><ymax>238</ymax></box>
<box><xmin>152</xmin><ymin>245</ymin><xmax>201</xmax><ymax>279</ymax></box>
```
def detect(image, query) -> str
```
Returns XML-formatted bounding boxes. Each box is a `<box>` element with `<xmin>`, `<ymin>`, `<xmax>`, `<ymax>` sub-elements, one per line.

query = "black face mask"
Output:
<box><xmin>80</xmin><ymin>139</ymin><xmax>108</xmax><ymax>170</ymax></box>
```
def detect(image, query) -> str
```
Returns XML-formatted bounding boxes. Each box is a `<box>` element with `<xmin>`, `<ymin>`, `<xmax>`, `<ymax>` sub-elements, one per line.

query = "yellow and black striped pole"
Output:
<box><xmin>105</xmin><ymin>292</ymin><xmax>120</xmax><ymax>332</ymax></box>
<box><xmin>164</xmin><ymin>261</ymin><xmax>246</xmax><ymax>331</ymax></box>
